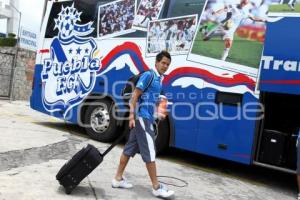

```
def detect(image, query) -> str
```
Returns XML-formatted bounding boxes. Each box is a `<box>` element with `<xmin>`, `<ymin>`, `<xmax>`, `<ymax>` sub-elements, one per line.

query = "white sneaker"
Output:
<box><xmin>111</xmin><ymin>177</ymin><xmax>133</xmax><ymax>189</ymax></box>
<box><xmin>152</xmin><ymin>183</ymin><xmax>174</xmax><ymax>199</ymax></box>
<box><xmin>298</xmin><ymin>193</ymin><xmax>300</xmax><ymax>200</ymax></box>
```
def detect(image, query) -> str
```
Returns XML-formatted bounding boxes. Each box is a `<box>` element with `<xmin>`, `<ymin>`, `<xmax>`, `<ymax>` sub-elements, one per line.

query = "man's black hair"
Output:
<box><xmin>156</xmin><ymin>51</ymin><xmax>171</xmax><ymax>62</ymax></box>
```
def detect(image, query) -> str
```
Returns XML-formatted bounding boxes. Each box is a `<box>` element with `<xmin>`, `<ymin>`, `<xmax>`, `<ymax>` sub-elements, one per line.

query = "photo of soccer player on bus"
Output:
<box><xmin>133</xmin><ymin>0</ymin><xmax>165</xmax><ymax>31</ymax></box>
<box><xmin>269</xmin><ymin>0</ymin><xmax>300</xmax><ymax>14</ymax></box>
<box><xmin>188</xmin><ymin>0</ymin><xmax>269</xmax><ymax>76</ymax></box>
<box><xmin>98</xmin><ymin>0</ymin><xmax>136</xmax><ymax>39</ymax></box>
<box><xmin>146</xmin><ymin>15</ymin><xmax>197</xmax><ymax>56</ymax></box>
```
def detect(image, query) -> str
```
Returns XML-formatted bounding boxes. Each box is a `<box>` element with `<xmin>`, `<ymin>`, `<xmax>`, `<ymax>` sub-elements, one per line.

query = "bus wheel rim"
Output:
<box><xmin>90</xmin><ymin>106</ymin><xmax>110</xmax><ymax>134</ymax></box>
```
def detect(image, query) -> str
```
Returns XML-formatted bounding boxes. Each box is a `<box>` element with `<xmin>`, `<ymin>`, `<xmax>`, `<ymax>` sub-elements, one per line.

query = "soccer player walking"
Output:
<box><xmin>112</xmin><ymin>51</ymin><xmax>175</xmax><ymax>199</ymax></box>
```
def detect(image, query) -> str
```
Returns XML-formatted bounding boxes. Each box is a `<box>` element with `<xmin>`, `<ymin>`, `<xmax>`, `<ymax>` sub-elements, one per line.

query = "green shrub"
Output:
<box><xmin>8</xmin><ymin>33</ymin><xmax>16</xmax><ymax>38</ymax></box>
<box><xmin>0</xmin><ymin>38</ymin><xmax>17</xmax><ymax>47</ymax></box>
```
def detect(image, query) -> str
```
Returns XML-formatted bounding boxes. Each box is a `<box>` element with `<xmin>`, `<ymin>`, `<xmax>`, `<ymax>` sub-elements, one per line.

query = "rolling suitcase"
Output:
<box><xmin>56</xmin><ymin>132</ymin><xmax>125</xmax><ymax>194</ymax></box>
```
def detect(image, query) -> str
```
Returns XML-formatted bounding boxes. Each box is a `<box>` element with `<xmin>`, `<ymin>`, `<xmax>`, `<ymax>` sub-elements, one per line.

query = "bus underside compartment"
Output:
<box><xmin>255</xmin><ymin>92</ymin><xmax>300</xmax><ymax>172</ymax></box>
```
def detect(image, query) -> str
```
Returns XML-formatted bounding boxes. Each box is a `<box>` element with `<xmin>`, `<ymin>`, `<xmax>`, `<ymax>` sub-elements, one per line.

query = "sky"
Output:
<box><xmin>0</xmin><ymin>0</ymin><xmax>45</xmax><ymax>34</ymax></box>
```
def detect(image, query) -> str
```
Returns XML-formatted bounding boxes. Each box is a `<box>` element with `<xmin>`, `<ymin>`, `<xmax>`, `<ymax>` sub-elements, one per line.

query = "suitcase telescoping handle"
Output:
<box><xmin>101</xmin><ymin>130</ymin><xmax>127</xmax><ymax>157</ymax></box>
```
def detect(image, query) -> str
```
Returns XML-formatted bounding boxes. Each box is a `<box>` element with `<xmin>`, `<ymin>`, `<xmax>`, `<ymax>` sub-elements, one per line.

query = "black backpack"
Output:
<box><xmin>121</xmin><ymin>70</ymin><xmax>155</xmax><ymax>103</ymax></box>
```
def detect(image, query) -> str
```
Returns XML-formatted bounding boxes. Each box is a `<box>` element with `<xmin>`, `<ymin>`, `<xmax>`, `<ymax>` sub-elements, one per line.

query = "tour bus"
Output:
<box><xmin>30</xmin><ymin>0</ymin><xmax>300</xmax><ymax>173</ymax></box>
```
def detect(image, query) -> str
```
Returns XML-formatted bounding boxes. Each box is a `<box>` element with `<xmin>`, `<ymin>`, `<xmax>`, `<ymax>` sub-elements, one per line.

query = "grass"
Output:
<box><xmin>269</xmin><ymin>3</ymin><xmax>300</xmax><ymax>13</ymax></box>
<box><xmin>191</xmin><ymin>30</ymin><xmax>263</xmax><ymax>68</ymax></box>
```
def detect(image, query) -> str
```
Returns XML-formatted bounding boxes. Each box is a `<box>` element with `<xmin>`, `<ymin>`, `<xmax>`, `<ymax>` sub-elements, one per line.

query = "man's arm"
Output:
<box><xmin>129</xmin><ymin>88</ymin><xmax>143</xmax><ymax>128</ymax></box>
<box><xmin>129</xmin><ymin>71</ymin><xmax>153</xmax><ymax>127</ymax></box>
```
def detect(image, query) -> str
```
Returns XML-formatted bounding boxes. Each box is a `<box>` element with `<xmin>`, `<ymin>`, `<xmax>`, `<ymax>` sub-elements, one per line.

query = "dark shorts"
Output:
<box><xmin>123</xmin><ymin>117</ymin><xmax>156</xmax><ymax>163</ymax></box>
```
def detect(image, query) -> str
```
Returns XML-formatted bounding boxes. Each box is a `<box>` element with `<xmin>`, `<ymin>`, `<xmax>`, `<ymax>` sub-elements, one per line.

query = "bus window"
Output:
<box><xmin>45</xmin><ymin>0</ymin><xmax>108</xmax><ymax>38</ymax></box>
<box><xmin>74</xmin><ymin>0</ymin><xmax>107</xmax><ymax>38</ymax></box>
<box><xmin>118</xmin><ymin>30</ymin><xmax>147</xmax><ymax>38</ymax></box>
<box><xmin>45</xmin><ymin>1</ymin><xmax>73</xmax><ymax>38</ymax></box>
<box><xmin>167</xmin><ymin>0</ymin><xmax>206</xmax><ymax>18</ymax></box>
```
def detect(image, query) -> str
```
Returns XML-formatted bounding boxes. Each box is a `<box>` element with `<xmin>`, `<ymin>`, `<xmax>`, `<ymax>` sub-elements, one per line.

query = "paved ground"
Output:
<box><xmin>0</xmin><ymin>100</ymin><xmax>297</xmax><ymax>200</ymax></box>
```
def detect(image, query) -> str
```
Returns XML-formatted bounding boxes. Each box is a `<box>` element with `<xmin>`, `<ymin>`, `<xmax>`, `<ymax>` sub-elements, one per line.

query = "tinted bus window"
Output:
<box><xmin>45</xmin><ymin>0</ymin><xmax>110</xmax><ymax>38</ymax></box>
<box><xmin>167</xmin><ymin>0</ymin><xmax>205</xmax><ymax>18</ymax></box>
<box><xmin>45</xmin><ymin>1</ymin><xmax>73</xmax><ymax>38</ymax></box>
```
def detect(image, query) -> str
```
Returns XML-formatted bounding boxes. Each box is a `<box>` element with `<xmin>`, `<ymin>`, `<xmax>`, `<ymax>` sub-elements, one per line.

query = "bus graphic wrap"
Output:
<box><xmin>31</xmin><ymin>0</ymin><xmax>300</xmax><ymax>173</ymax></box>
<box><xmin>259</xmin><ymin>17</ymin><xmax>300</xmax><ymax>95</ymax></box>
<box><xmin>41</xmin><ymin>4</ymin><xmax>100</xmax><ymax>116</ymax></box>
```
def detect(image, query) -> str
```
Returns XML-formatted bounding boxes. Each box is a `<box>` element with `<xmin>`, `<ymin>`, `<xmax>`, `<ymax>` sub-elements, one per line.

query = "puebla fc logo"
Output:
<box><xmin>41</xmin><ymin>4</ymin><xmax>100</xmax><ymax>116</ymax></box>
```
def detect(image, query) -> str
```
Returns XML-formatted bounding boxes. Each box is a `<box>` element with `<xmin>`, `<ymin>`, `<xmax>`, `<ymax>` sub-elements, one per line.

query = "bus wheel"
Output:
<box><xmin>155</xmin><ymin>118</ymin><xmax>170</xmax><ymax>154</ymax></box>
<box><xmin>84</xmin><ymin>99</ymin><xmax>118</xmax><ymax>142</ymax></box>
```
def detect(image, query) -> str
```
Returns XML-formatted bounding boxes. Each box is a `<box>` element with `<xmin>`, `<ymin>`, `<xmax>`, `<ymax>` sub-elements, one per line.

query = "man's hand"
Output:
<box><xmin>157</xmin><ymin>96</ymin><xmax>168</xmax><ymax>120</ymax></box>
<box><xmin>128</xmin><ymin>88</ymin><xmax>142</xmax><ymax>129</ymax></box>
<box><xmin>129</xmin><ymin>113</ymin><xmax>135</xmax><ymax>129</ymax></box>
<box><xmin>157</xmin><ymin>112</ymin><xmax>167</xmax><ymax>120</ymax></box>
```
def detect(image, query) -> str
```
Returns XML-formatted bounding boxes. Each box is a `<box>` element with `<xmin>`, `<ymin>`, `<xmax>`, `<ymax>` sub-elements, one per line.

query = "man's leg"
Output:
<box><xmin>220</xmin><ymin>12</ymin><xmax>232</xmax><ymax>24</ymax></box>
<box><xmin>115</xmin><ymin>153</ymin><xmax>130</xmax><ymax>181</ymax></box>
<box><xmin>221</xmin><ymin>38</ymin><xmax>232</xmax><ymax>61</ymax></box>
<box><xmin>134</xmin><ymin>117</ymin><xmax>158</xmax><ymax>189</ymax></box>
<box><xmin>136</xmin><ymin>117</ymin><xmax>174</xmax><ymax>198</ymax></box>
<box><xmin>112</xmin><ymin>125</ymin><xmax>139</xmax><ymax>188</ymax></box>
<box><xmin>166</xmin><ymin>40</ymin><xmax>170</xmax><ymax>51</ymax></box>
<box><xmin>146</xmin><ymin>161</ymin><xmax>160</xmax><ymax>189</ymax></box>
<box><xmin>203</xmin><ymin>24</ymin><xmax>225</xmax><ymax>41</ymax></box>
<box><xmin>112</xmin><ymin>153</ymin><xmax>133</xmax><ymax>189</ymax></box>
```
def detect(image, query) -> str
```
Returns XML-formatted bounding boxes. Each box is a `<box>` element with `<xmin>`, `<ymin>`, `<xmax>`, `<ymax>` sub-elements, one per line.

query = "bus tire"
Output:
<box><xmin>155</xmin><ymin>118</ymin><xmax>170</xmax><ymax>154</ymax></box>
<box><xmin>84</xmin><ymin>99</ymin><xmax>119</xmax><ymax>142</ymax></box>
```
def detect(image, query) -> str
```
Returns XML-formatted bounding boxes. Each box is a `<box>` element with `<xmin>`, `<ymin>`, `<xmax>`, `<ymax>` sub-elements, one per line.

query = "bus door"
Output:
<box><xmin>255</xmin><ymin>16</ymin><xmax>300</xmax><ymax>172</ymax></box>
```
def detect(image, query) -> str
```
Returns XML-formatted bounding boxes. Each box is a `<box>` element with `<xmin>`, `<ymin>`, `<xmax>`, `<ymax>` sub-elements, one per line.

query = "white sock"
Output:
<box><xmin>221</xmin><ymin>48</ymin><xmax>230</xmax><ymax>61</ymax></box>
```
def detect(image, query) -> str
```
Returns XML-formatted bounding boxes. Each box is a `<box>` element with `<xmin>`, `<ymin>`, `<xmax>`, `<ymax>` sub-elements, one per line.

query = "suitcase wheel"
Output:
<box><xmin>65</xmin><ymin>186</ymin><xmax>73</xmax><ymax>195</ymax></box>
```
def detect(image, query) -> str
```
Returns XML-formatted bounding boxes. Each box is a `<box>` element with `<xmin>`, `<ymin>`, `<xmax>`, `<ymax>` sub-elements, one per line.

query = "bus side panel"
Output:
<box><xmin>164</xmin><ymin>81</ymin><xmax>205</xmax><ymax>152</ymax></box>
<box><xmin>196</xmin><ymin>89</ymin><xmax>258</xmax><ymax>164</ymax></box>
<box><xmin>162</xmin><ymin>64</ymin><xmax>258</xmax><ymax>164</ymax></box>
<box><xmin>30</xmin><ymin>64</ymin><xmax>62</xmax><ymax>119</ymax></box>
<box><xmin>30</xmin><ymin>64</ymin><xmax>42</xmax><ymax>111</ymax></box>
<box><xmin>172</xmin><ymin>104</ymin><xmax>199</xmax><ymax>152</ymax></box>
